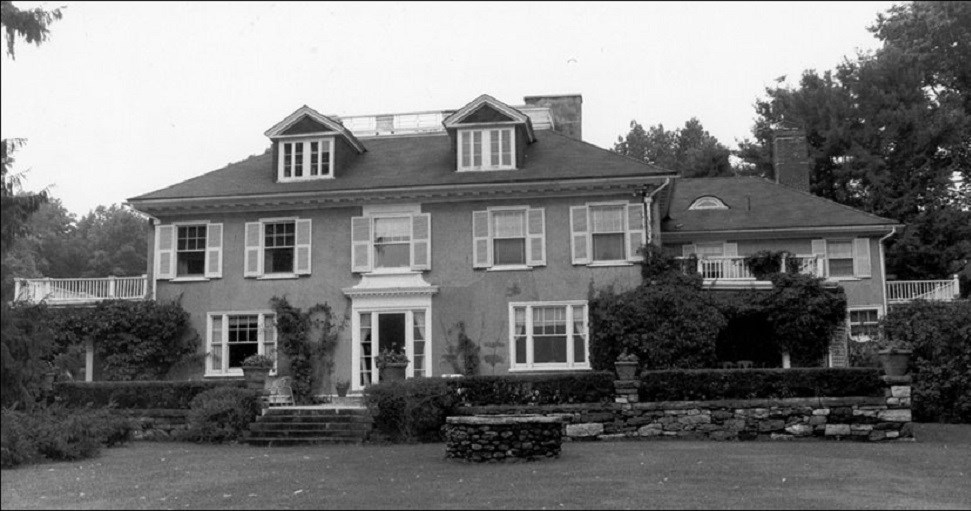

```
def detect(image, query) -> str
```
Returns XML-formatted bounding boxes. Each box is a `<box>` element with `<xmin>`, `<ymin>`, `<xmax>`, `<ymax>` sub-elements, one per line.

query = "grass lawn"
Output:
<box><xmin>2</xmin><ymin>423</ymin><xmax>969</xmax><ymax>510</ymax></box>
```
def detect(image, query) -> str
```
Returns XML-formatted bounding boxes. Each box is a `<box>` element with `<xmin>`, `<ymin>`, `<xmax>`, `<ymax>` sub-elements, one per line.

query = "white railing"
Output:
<box><xmin>886</xmin><ymin>275</ymin><xmax>960</xmax><ymax>304</ymax></box>
<box><xmin>13</xmin><ymin>275</ymin><xmax>148</xmax><ymax>305</ymax></box>
<box><xmin>679</xmin><ymin>255</ymin><xmax>825</xmax><ymax>281</ymax></box>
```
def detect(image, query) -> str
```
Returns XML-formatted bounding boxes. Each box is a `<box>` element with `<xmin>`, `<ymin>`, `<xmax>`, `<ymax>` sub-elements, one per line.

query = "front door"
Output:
<box><xmin>355</xmin><ymin>309</ymin><xmax>429</xmax><ymax>390</ymax></box>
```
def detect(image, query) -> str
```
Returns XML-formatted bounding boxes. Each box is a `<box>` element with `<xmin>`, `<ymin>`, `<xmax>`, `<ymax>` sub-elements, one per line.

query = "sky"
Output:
<box><xmin>1</xmin><ymin>1</ymin><xmax>898</xmax><ymax>216</ymax></box>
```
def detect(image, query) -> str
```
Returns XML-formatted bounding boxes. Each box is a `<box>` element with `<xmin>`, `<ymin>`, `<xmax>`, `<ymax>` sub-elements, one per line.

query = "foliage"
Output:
<box><xmin>55</xmin><ymin>380</ymin><xmax>245</xmax><ymax>409</ymax></box>
<box><xmin>183</xmin><ymin>387</ymin><xmax>261</xmax><ymax>443</ymax></box>
<box><xmin>0</xmin><ymin>0</ymin><xmax>63</xmax><ymax>58</ymax></box>
<box><xmin>881</xmin><ymin>300</ymin><xmax>971</xmax><ymax>423</ymax></box>
<box><xmin>375</xmin><ymin>348</ymin><xmax>409</xmax><ymax>368</ymax></box>
<box><xmin>43</xmin><ymin>299</ymin><xmax>199</xmax><ymax>381</ymax></box>
<box><xmin>590</xmin><ymin>277</ymin><xmax>725</xmax><ymax>372</ymax></box>
<box><xmin>848</xmin><ymin>339</ymin><xmax>882</xmax><ymax>369</ymax></box>
<box><xmin>1</xmin><ymin>405</ymin><xmax>132</xmax><ymax>469</ymax></box>
<box><xmin>364</xmin><ymin>378</ymin><xmax>459</xmax><ymax>443</ymax></box>
<box><xmin>440</xmin><ymin>321</ymin><xmax>481</xmax><ymax>376</ymax></box>
<box><xmin>758</xmin><ymin>273</ymin><xmax>848</xmax><ymax>364</ymax></box>
<box><xmin>614</xmin><ymin>118</ymin><xmax>733</xmax><ymax>177</ymax></box>
<box><xmin>241</xmin><ymin>354</ymin><xmax>275</xmax><ymax>369</ymax></box>
<box><xmin>616</xmin><ymin>350</ymin><xmax>639</xmax><ymax>363</ymax></box>
<box><xmin>638</xmin><ymin>243</ymin><xmax>702</xmax><ymax>285</ymax></box>
<box><xmin>269</xmin><ymin>297</ymin><xmax>343</xmax><ymax>403</ymax></box>
<box><xmin>638</xmin><ymin>368</ymin><xmax>885</xmax><ymax>401</ymax></box>
<box><xmin>451</xmin><ymin>371</ymin><xmax>615</xmax><ymax>406</ymax></box>
<box><xmin>1</xmin><ymin>301</ymin><xmax>54</xmax><ymax>408</ymax></box>
<box><xmin>742</xmin><ymin>250</ymin><xmax>792</xmax><ymax>279</ymax></box>
<box><xmin>735</xmin><ymin>1</ymin><xmax>971</xmax><ymax>282</ymax></box>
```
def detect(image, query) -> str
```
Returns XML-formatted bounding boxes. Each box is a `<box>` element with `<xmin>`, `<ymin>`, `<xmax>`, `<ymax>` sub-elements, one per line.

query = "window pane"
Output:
<box><xmin>573</xmin><ymin>305</ymin><xmax>586</xmax><ymax>363</ymax></box>
<box><xmin>593</xmin><ymin>233</ymin><xmax>625</xmax><ymax>261</ymax></box>
<box><xmin>265</xmin><ymin>248</ymin><xmax>294</xmax><ymax>273</ymax></box>
<box><xmin>494</xmin><ymin>239</ymin><xmax>525</xmax><ymax>266</ymax></box>
<box><xmin>472</xmin><ymin>131</ymin><xmax>482</xmax><ymax>167</ymax></box>
<box><xmin>534</xmin><ymin>335</ymin><xmax>567</xmax><ymax>363</ymax></box>
<box><xmin>590</xmin><ymin>205</ymin><xmax>624</xmax><ymax>233</ymax></box>
<box><xmin>374</xmin><ymin>243</ymin><xmax>410</xmax><ymax>268</ymax></box>
<box><xmin>360</xmin><ymin>313</ymin><xmax>373</xmax><ymax>386</ymax></box>
<box><xmin>374</xmin><ymin>217</ymin><xmax>411</xmax><ymax>243</ymax></box>
<box><xmin>829</xmin><ymin>259</ymin><xmax>854</xmax><ymax>277</ymax></box>
<box><xmin>827</xmin><ymin>241</ymin><xmax>853</xmax><ymax>259</ymax></box>
<box><xmin>227</xmin><ymin>315</ymin><xmax>259</xmax><ymax>369</ymax></box>
<box><xmin>461</xmin><ymin>132</ymin><xmax>470</xmax><ymax>168</ymax></box>
<box><xmin>492</xmin><ymin>210</ymin><xmax>525</xmax><ymax>238</ymax></box>
<box><xmin>501</xmin><ymin>129</ymin><xmax>512</xmax><ymax>166</ymax></box>
<box><xmin>177</xmin><ymin>251</ymin><xmax>206</xmax><ymax>276</ymax></box>
<box><xmin>310</xmin><ymin>141</ymin><xmax>319</xmax><ymax>176</ymax></box>
<box><xmin>490</xmin><ymin>129</ymin><xmax>500</xmax><ymax>166</ymax></box>
<box><xmin>293</xmin><ymin>143</ymin><xmax>303</xmax><ymax>177</ymax></box>
<box><xmin>321</xmin><ymin>141</ymin><xmax>331</xmax><ymax>175</ymax></box>
<box><xmin>514</xmin><ymin>307</ymin><xmax>527</xmax><ymax>365</ymax></box>
<box><xmin>695</xmin><ymin>243</ymin><xmax>724</xmax><ymax>258</ymax></box>
<box><xmin>283</xmin><ymin>143</ymin><xmax>292</xmax><ymax>177</ymax></box>
<box><xmin>210</xmin><ymin>316</ymin><xmax>223</xmax><ymax>372</ymax></box>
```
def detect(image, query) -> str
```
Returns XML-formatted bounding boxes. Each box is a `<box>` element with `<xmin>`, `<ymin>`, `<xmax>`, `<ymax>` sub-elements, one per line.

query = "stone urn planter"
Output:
<box><xmin>614</xmin><ymin>361</ymin><xmax>639</xmax><ymax>381</ymax></box>
<box><xmin>41</xmin><ymin>370</ymin><xmax>57</xmax><ymax>393</ymax></box>
<box><xmin>335</xmin><ymin>380</ymin><xmax>351</xmax><ymax>397</ymax></box>
<box><xmin>878</xmin><ymin>349</ymin><xmax>912</xmax><ymax>377</ymax></box>
<box><xmin>242</xmin><ymin>366</ymin><xmax>272</xmax><ymax>390</ymax></box>
<box><xmin>380</xmin><ymin>363</ymin><xmax>408</xmax><ymax>382</ymax></box>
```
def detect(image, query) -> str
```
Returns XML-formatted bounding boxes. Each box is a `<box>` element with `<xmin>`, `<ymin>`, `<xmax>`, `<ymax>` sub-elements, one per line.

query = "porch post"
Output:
<box><xmin>108</xmin><ymin>276</ymin><xmax>116</xmax><ymax>299</ymax></box>
<box><xmin>85</xmin><ymin>338</ymin><xmax>94</xmax><ymax>382</ymax></box>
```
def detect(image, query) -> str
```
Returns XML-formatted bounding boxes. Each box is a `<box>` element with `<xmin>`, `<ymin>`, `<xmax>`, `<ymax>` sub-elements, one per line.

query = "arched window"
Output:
<box><xmin>688</xmin><ymin>196</ymin><xmax>729</xmax><ymax>210</ymax></box>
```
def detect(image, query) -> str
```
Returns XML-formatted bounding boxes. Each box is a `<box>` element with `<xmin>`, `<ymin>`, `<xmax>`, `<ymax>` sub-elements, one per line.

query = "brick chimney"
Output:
<box><xmin>523</xmin><ymin>94</ymin><xmax>582</xmax><ymax>141</ymax></box>
<box><xmin>772</xmin><ymin>125</ymin><xmax>810</xmax><ymax>191</ymax></box>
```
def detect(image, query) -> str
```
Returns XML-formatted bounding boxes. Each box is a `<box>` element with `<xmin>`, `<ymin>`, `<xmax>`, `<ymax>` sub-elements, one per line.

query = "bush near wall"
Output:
<box><xmin>56</xmin><ymin>380</ymin><xmax>245</xmax><ymax>410</ymax></box>
<box><xmin>183</xmin><ymin>387</ymin><xmax>262</xmax><ymax>443</ymax></box>
<box><xmin>638</xmin><ymin>368</ymin><xmax>885</xmax><ymax>402</ymax></box>
<box><xmin>882</xmin><ymin>300</ymin><xmax>971</xmax><ymax>423</ymax></box>
<box><xmin>1</xmin><ymin>406</ymin><xmax>133</xmax><ymax>469</ymax></box>
<box><xmin>364</xmin><ymin>372</ymin><xmax>615</xmax><ymax>443</ymax></box>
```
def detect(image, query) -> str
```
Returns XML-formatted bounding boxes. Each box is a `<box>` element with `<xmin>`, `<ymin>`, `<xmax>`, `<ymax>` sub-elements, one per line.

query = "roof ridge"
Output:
<box><xmin>541</xmin><ymin>129</ymin><xmax>676</xmax><ymax>174</ymax></box>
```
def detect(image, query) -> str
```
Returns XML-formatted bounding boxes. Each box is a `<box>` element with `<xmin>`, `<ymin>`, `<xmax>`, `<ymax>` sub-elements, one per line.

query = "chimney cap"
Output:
<box><xmin>772</xmin><ymin>120</ymin><xmax>804</xmax><ymax>133</ymax></box>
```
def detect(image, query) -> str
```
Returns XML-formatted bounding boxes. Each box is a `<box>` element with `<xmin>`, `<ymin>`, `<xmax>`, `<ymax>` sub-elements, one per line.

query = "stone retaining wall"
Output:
<box><xmin>444</xmin><ymin>415</ymin><xmax>564</xmax><ymax>462</ymax></box>
<box><xmin>112</xmin><ymin>409</ymin><xmax>189</xmax><ymax>441</ymax></box>
<box><xmin>455</xmin><ymin>376</ymin><xmax>914</xmax><ymax>443</ymax></box>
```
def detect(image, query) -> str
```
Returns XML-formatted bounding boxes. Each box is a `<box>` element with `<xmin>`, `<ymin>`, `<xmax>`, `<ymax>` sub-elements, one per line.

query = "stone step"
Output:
<box><xmin>244</xmin><ymin>428</ymin><xmax>368</xmax><ymax>439</ymax></box>
<box><xmin>244</xmin><ymin>436</ymin><xmax>366</xmax><ymax>446</ymax></box>
<box><xmin>263</xmin><ymin>408</ymin><xmax>369</xmax><ymax>417</ymax></box>
<box><xmin>256</xmin><ymin>415</ymin><xmax>373</xmax><ymax>424</ymax></box>
<box><xmin>250</xmin><ymin>422</ymin><xmax>371</xmax><ymax>432</ymax></box>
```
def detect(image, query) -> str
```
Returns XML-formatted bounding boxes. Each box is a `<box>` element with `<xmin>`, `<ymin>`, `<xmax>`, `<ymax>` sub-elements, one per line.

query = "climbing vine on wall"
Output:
<box><xmin>440</xmin><ymin>321</ymin><xmax>481</xmax><ymax>376</ymax></box>
<box><xmin>269</xmin><ymin>296</ymin><xmax>343</xmax><ymax>403</ymax></box>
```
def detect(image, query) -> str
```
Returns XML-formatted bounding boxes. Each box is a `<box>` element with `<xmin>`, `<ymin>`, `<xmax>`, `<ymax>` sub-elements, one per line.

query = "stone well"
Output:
<box><xmin>444</xmin><ymin>415</ymin><xmax>564</xmax><ymax>462</ymax></box>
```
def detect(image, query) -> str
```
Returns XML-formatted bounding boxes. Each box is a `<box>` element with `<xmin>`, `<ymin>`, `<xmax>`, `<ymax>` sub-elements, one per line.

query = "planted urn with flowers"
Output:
<box><xmin>376</xmin><ymin>349</ymin><xmax>410</xmax><ymax>382</ymax></box>
<box><xmin>875</xmin><ymin>337</ymin><xmax>913</xmax><ymax>377</ymax></box>
<box><xmin>241</xmin><ymin>354</ymin><xmax>275</xmax><ymax>389</ymax></box>
<box><xmin>614</xmin><ymin>350</ymin><xmax>640</xmax><ymax>381</ymax></box>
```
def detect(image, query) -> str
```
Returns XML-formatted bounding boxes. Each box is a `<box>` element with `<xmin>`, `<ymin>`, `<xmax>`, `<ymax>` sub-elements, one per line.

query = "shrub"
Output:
<box><xmin>882</xmin><ymin>301</ymin><xmax>971</xmax><ymax>423</ymax></box>
<box><xmin>452</xmin><ymin>371</ymin><xmax>615</xmax><ymax>406</ymax></box>
<box><xmin>365</xmin><ymin>378</ymin><xmax>459</xmax><ymax>443</ymax></box>
<box><xmin>1</xmin><ymin>406</ymin><xmax>133</xmax><ymax>468</ymax></box>
<box><xmin>183</xmin><ymin>387</ymin><xmax>261</xmax><ymax>443</ymax></box>
<box><xmin>1</xmin><ymin>302</ymin><xmax>56</xmax><ymax>408</ymax></box>
<box><xmin>56</xmin><ymin>380</ymin><xmax>245</xmax><ymax>409</ymax></box>
<box><xmin>638</xmin><ymin>368</ymin><xmax>884</xmax><ymax>401</ymax></box>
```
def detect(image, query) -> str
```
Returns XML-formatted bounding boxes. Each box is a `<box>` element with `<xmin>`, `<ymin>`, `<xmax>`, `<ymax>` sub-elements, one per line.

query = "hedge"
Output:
<box><xmin>451</xmin><ymin>371</ymin><xmax>615</xmax><ymax>406</ymax></box>
<box><xmin>638</xmin><ymin>368</ymin><xmax>885</xmax><ymax>401</ymax></box>
<box><xmin>55</xmin><ymin>380</ymin><xmax>245</xmax><ymax>410</ymax></box>
<box><xmin>1</xmin><ymin>406</ymin><xmax>133</xmax><ymax>468</ymax></box>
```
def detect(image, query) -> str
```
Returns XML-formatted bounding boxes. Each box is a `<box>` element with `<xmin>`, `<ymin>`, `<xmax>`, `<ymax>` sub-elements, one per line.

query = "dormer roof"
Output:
<box><xmin>264</xmin><ymin>105</ymin><xmax>367</xmax><ymax>154</ymax></box>
<box><xmin>442</xmin><ymin>94</ymin><xmax>536</xmax><ymax>143</ymax></box>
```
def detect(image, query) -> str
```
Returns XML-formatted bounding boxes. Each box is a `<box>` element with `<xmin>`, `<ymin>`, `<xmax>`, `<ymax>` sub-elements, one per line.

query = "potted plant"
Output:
<box><xmin>335</xmin><ymin>379</ymin><xmax>351</xmax><ymax>397</ymax></box>
<box><xmin>241</xmin><ymin>353</ymin><xmax>275</xmax><ymax>390</ymax></box>
<box><xmin>376</xmin><ymin>349</ymin><xmax>410</xmax><ymax>382</ymax></box>
<box><xmin>875</xmin><ymin>337</ymin><xmax>913</xmax><ymax>377</ymax></box>
<box><xmin>614</xmin><ymin>350</ymin><xmax>640</xmax><ymax>381</ymax></box>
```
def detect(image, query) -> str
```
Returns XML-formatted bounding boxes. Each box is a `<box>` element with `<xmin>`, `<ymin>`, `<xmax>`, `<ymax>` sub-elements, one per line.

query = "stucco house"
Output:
<box><xmin>16</xmin><ymin>93</ymin><xmax>960</xmax><ymax>390</ymax></box>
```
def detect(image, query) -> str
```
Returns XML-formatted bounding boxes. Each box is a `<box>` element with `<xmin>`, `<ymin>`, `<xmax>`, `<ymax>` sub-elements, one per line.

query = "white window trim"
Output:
<box><xmin>488</xmin><ymin>205</ymin><xmax>530</xmax><ymax>268</ymax></box>
<box><xmin>457</xmin><ymin>127</ymin><xmax>516</xmax><ymax>171</ymax></box>
<box><xmin>847</xmin><ymin>306</ymin><xmax>883</xmax><ymax>342</ymax></box>
<box><xmin>508</xmin><ymin>300</ymin><xmax>591</xmax><ymax>372</ymax></box>
<box><xmin>688</xmin><ymin>196</ymin><xmax>729</xmax><ymax>210</ymax></box>
<box><xmin>278</xmin><ymin>137</ymin><xmax>335</xmax><ymax>182</ymax></box>
<box><xmin>825</xmin><ymin>238</ymin><xmax>856</xmax><ymax>279</ymax></box>
<box><xmin>370</xmin><ymin>213</ymin><xmax>415</xmax><ymax>271</ymax></box>
<box><xmin>205</xmin><ymin>311</ymin><xmax>278</xmax><ymax>377</ymax></box>
<box><xmin>352</xmin><ymin>307</ymin><xmax>433</xmax><ymax>391</ymax></box>
<box><xmin>173</xmin><ymin>222</ymin><xmax>209</xmax><ymax>278</ymax></box>
<box><xmin>261</xmin><ymin>217</ymin><xmax>299</xmax><ymax>276</ymax></box>
<box><xmin>587</xmin><ymin>201</ymin><xmax>630</xmax><ymax>265</ymax></box>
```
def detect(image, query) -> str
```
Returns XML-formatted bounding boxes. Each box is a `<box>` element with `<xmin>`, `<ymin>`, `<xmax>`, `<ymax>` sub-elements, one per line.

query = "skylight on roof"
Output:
<box><xmin>689</xmin><ymin>196</ymin><xmax>728</xmax><ymax>210</ymax></box>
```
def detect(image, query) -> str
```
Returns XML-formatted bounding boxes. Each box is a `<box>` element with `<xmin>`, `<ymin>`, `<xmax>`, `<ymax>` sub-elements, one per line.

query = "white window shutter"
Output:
<box><xmin>853</xmin><ymin>238</ymin><xmax>871</xmax><ymax>278</ymax></box>
<box><xmin>205</xmin><ymin>223</ymin><xmax>223</xmax><ymax>278</ymax></box>
<box><xmin>244</xmin><ymin>222</ymin><xmax>262</xmax><ymax>278</ymax></box>
<box><xmin>682</xmin><ymin>244</ymin><xmax>697</xmax><ymax>257</ymax></box>
<box><xmin>626</xmin><ymin>204</ymin><xmax>645</xmax><ymax>261</ymax></box>
<box><xmin>472</xmin><ymin>210</ymin><xmax>492</xmax><ymax>268</ymax></box>
<box><xmin>351</xmin><ymin>216</ymin><xmax>372</xmax><ymax>273</ymax></box>
<box><xmin>526</xmin><ymin>208</ymin><xmax>546</xmax><ymax>267</ymax></box>
<box><xmin>723</xmin><ymin>242</ymin><xmax>739</xmax><ymax>257</ymax></box>
<box><xmin>156</xmin><ymin>225</ymin><xmax>176</xmax><ymax>280</ymax></box>
<box><xmin>294</xmin><ymin>219</ymin><xmax>312</xmax><ymax>275</ymax></box>
<box><xmin>411</xmin><ymin>213</ymin><xmax>431</xmax><ymax>271</ymax></box>
<box><xmin>570</xmin><ymin>206</ymin><xmax>590</xmax><ymax>265</ymax></box>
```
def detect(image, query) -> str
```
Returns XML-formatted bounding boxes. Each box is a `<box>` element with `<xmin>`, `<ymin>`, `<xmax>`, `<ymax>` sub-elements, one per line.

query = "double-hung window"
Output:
<box><xmin>207</xmin><ymin>312</ymin><xmax>276</xmax><ymax>376</ymax></box>
<box><xmin>471</xmin><ymin>207</ymin><xmax>545</xmax><ymax>269</ymax></box>
<box><xmin>278</xmin><ymin>138</ymin><xmax>333</xmax><ymax>181</ymax></box>
<box><xmin>812</xmin><ymin>238</ymin><xmax>871</xmax><ymax>279</ymax></box>
<box><xmin>510</xmin><ymin>301</ymin><xmax>589</xmax><ymax>371</ymax></box>
<box><xmin>826</xmin><ymin>241</ymin><xmax>855</xmax><ymax>277</ymax></box>
<box><xmin>243</xmin><ymin>218</ymin><xmax>312</xmax><ymax>278</ymax></box>
<box><xmin>848</xmin><ymin>309</ymin><xmax>880</xmax><ymax>341</ymax></box>
<box><xmin>351</xmin><ymin>208</ymin><xmax>431</xmax><ymax>273</ymax></box>
<box><xmin>570</xmin><ymin>203</ymin><xmax>645</xmax><ymax>265</ymax></box>
<box><xmin>458</xmin><ymin>128</ymin><xmax>514</xmax><ymax>171</ymax></box>
<box><xmin>155</xmin><ymin>222</ymin><xmax>223</xmax><ymax>280</ymax></box>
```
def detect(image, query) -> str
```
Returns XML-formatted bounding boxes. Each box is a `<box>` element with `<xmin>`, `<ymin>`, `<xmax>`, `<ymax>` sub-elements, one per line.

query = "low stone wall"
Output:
<box><xmin>455</xmin><ymin>376</ymin><xmax>914</xmax><ymax>443</ymax></box>
<box><xmin>444</xmin><ymin>415</ymin><xmax>564</xmax><ymax>462</ymax></box>
<box><xmin>112</xmin><ymin>409</ymin><xmax>189</xmax><ymax>441</ymax></box>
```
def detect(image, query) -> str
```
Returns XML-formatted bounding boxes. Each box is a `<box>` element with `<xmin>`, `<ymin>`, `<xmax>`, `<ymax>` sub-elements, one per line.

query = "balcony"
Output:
<box><xmin>12</xmin><ymin>276</ymin><xmax>149</xmax><ymax>306</ymax></box>
<box><xmin>678</xmin><ymin>255</ymin><xmax>825</xmax><ymax>289</ymax></box>
<box><xmin>886</xmin><ymin>276</ymin><xmax>961</xmax><ymax>304</ymax></box>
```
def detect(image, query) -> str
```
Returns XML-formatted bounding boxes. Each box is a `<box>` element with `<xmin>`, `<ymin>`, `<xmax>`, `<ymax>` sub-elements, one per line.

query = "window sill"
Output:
<box><xmin>365</xmin><ymin>268</ymin><xmax>421</xmax><ymax>275</ymax></box>
<box><xmin>508</xmin><ymin>366</ymin><xmax>592</xmax><ymax>372</ymax></box>
<box><xmin>486</xmin><ymin>265</ymin><xmax>532</xmax><ymax>272</ymax></box>
<box><xmin>170</xmin><ymin>276</ymin><xmax>210</xmax><ymax>282</ymax></box>
<box><xmin>586</xmin><ymin>261</ymin><xmax>634</xmax><ymax>267</ymax></box>
<box><xmin>257</xmin><ymin>273</ymin><xmax>300</xmax><ymax>280</ymax></box>
<box><xmin>277</xmin><ymin>175</ymin><xmax>334</xmax><ymax>182</ymax></box>
<box><xmin>826</xmin><ymin>276</ymin><xmax>862</xmax><ymax>282</ymax></box>
<box><xmin>204</xmin><ymin>373</ymin><xmax>243</xmax><ymax>379</ymax></box>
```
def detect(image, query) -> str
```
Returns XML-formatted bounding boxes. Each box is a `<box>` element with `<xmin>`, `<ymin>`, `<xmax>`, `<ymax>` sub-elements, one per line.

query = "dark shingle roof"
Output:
<box><xmin>662</xmin><ymin>177</ymin><xmax>898</xmax><ymax>232</ymax></box>
<box><xmin>130</xmin><ymin>130</ymin><xmax>671</xmax><ymax>202</ymax></box>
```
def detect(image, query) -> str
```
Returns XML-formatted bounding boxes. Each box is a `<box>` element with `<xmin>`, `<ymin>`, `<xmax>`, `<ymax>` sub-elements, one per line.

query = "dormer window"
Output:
<box><xmin>278</xmin><ymin>138</ymin><xmax>334</xmax><ymax>181</ymax></box>
<box><xmin>688</xmin><ymin>196</ymin><xmax>728</xmax><ymax>210</ymax></box>
<box><xmin>458</xmin><ymin>128</ymin><xmax>514</xmax><ymax>171</ymax></box>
